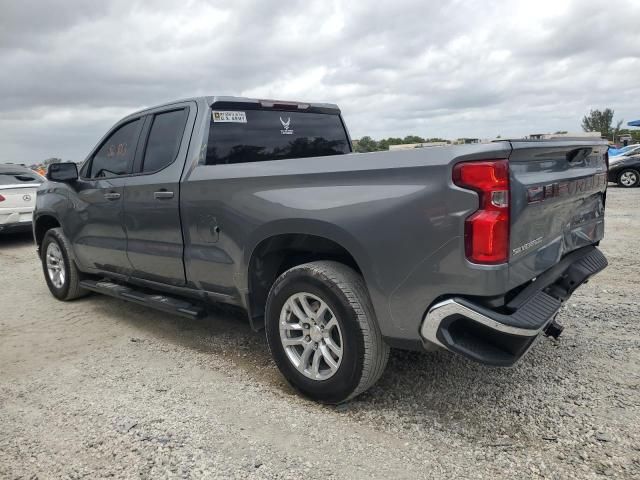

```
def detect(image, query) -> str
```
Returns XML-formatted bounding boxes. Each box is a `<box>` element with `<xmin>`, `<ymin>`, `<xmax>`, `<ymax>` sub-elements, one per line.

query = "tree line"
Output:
<box><xmin>582</xmin><ymin>108</ymin><xmax>639</xmax><ymax>143</ymax></box>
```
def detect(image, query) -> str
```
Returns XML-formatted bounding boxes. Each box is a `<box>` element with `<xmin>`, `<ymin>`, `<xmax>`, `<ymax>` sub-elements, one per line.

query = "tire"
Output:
<box><xmin>41</xmin><ymin>228</ymin><xmax>89</xmax><ymax>301</ymax></box>
<box><xmin>617</xmin><ymin>168</ymin><xmax>640</xmax><ymax>188</ymax></box>
<box><xmin>265</xmin><ymin>261</ymin><xmax>389</xmax><ymax>404</ymax></box>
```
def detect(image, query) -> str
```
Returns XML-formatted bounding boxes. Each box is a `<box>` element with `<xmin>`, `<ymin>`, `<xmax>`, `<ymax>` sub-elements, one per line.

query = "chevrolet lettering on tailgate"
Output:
<box><xmin>527</xmin><ymin>173</ymin><xmax>608</xmax><ymax>204</ymax></box>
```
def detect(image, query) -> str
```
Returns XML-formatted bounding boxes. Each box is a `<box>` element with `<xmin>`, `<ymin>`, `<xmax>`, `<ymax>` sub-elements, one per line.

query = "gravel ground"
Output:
<box><xmin>1</xmin><ymin>187</ymin><xmax>639</xmax><ymax>479</ymax></box>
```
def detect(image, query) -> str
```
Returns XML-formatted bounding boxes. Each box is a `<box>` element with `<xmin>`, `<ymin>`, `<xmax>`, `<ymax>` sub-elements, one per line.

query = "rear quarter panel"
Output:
<box><xmin>181</xmin><ymin>142</ymin><xmax>513</xmax><ymax>341</ymax></box>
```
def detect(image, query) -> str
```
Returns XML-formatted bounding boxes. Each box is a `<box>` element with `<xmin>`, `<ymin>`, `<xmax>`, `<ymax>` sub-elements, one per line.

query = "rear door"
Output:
<box><xmin>71</xmin><ymin>118</ymin><xmax>143</xmax><ymax>274</ymax></box>
<box><xmin>507</xmin><ymin>140</ymin><xmax>608</xmax><ymax>287</ymax></box>
<box><xmin>123</xmin><ymin>102</ymin><xmax>196</xmax><ymax>286</ymax></box>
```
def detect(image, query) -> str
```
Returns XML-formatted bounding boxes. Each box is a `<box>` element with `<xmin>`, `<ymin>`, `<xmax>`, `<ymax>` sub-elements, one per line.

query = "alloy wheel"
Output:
<box><xmin>46</xmin><ymin>242</ymin><xmax>66</xmax><ymax>288</ymax></box>
<box><xmin>620</xmin><ymin>171</ymin><xmax>638</xmax><ymax>187</ymax></box>
<box><xmin>279</xmin><ymin>292</ymin><xmax>343</xmax><ymax>380</ymax></box>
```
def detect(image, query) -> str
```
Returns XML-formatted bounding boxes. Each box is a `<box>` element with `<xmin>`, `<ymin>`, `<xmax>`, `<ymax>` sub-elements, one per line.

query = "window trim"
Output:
<box><xmin>82</xmin><ymin>117</ymin><xmax>144</xmax><ymax>180</ymax></box>
<box><xmin>135</xmin><ymin>107</ymin><xmax>189</xmax><ymax>176</ymax></box>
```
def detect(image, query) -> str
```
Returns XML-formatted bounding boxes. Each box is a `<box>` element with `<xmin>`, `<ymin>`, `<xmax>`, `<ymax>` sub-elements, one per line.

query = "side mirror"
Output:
<box><xmin>47</xmin><ymin>162</ymin><xmax>78</xmax><ymax>182</ymax></box>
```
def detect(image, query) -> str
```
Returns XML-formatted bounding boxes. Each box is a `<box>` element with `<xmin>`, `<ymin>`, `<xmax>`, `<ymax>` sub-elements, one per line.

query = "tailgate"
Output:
<box><xmin>507</xmin><ymin>140</ymin><xmax>608</xmax><ymax>287</ymax></box>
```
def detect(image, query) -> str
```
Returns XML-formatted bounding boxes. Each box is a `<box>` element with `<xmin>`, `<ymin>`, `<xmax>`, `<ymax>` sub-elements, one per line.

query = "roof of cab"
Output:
<box><xmin>126</xmin><ymin>96</ymin><xmax>340</xmax><ymax>118</ymax></box>
<box><xmin>206</xmin><ymin>96</ymin><xmax>340</xmax><ymax>112</ymax></box>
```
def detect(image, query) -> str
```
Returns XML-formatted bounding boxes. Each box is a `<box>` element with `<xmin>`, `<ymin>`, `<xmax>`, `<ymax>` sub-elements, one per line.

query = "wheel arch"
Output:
<box><xmin>34</xmin><ymin>214</ymin><xmax>61</xmax><ymax>251</ymax></box>
<box><xmin>244</xmin><ymin>223</ymin><xmax>372</xmax><ymax>331</ymax></box>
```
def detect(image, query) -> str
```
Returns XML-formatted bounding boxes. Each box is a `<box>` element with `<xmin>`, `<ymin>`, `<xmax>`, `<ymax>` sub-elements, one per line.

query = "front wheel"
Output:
<box><xmin>618</xmin><ymin>168</ymin><xmax>640</xmax><ymax>188</ymax></box>
<box><xmin>41</xmin><ymin>228</ymin><xmax>89</xmax><ymax>301</ymax></box>
<box><xmin>265</xmin><ymin>261</ymin><xmax>389</xmax><ymax>404</ymax></box>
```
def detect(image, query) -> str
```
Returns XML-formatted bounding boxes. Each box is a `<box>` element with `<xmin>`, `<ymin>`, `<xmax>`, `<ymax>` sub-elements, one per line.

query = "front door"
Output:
<box><xmin>123</xmin><ymin>105</ymin><xmax>194</xmax><ymax>286</ymax></box>
<box><xmin>71</xmin><ymin>118</ymin><xmax>143</xmax><ymax>274</ymax></box>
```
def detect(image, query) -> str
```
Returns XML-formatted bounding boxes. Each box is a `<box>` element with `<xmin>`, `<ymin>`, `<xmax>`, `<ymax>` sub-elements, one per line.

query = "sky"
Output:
<box><xmin>1</xmin><ymin>0</ymin><xmax>639</xmax><ymax>164</ymax></box>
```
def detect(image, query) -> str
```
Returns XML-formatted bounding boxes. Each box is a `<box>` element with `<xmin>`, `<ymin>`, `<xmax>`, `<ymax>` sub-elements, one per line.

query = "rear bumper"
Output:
<box><xmin>0</xmin><ymin>220</ymin><xmax>32</xmax><ymax>233</ymax></box>
<box><xmin>420</xmin><ymin>246</ymin><xmax>608</xmax><ymax>366</ymax></box>
<box><xmin>0</xmin><ymin>210</ymin><xmax>34</xmax><ymax>233</ymax></box>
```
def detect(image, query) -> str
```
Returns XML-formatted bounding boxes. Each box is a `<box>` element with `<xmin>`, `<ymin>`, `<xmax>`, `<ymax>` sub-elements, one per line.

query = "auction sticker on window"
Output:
<box><xmin>212</xmin><ymin>111</ymin><xmax>247</xmax><ymax>123</ymax></box>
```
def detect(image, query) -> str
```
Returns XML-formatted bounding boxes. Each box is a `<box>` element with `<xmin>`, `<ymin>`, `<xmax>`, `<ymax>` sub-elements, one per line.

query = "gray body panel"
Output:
<box><xmin>69</xmin><ymin>177</ymin><xmax>130</xmax><ymax>274</ymax></box>
<box><xmin>181</xmin><ymin>141</ymin><xmax>514</xmax><ymax>340</ymax></box>
<box><xmin>507</xmin><ymin>141</ymin><xmax>607</xmax><ymax>287</ymax></box>
<box><xmin>122</xmin><ymin>101</ymin><xmax>198</xmax><ymax>286</ymax></box>
<box><xmin>35</xmin><ymin>96</ymin><xmax>608</xmax><ymax>345</ymax></box>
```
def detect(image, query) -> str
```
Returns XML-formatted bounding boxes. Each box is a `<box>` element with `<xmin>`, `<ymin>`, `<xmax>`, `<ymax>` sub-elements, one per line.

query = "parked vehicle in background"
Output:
<box><xmin>0</xmin><ymin>164</ymin><xmax>44</xmax><ymax>233</ymax></box>
<box><xmin>34</xmin><ymin>96</ymin><xmax>608</xmax><ymax>403</ymax></box>
<box><xmin>609</xmin><ymin>144</ymin><xmax>640</xmax><ymax>158</ymax></box>
<box><xmin>608</xmin><ymin>147</ymin><xmax>640</xmax><ymax>188</ymax></box>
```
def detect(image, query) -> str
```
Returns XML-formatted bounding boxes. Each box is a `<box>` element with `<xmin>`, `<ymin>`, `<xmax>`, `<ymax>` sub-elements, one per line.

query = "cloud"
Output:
<box><xmin>1</xmin><ymin>0</ymin><xmax>639</xmax><ymax>163</ymax></box>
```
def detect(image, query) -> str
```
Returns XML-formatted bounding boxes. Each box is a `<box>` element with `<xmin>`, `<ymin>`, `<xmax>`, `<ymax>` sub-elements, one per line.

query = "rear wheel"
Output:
<box><xmin>41</xmin><ymin>228</ymin><xmax>89</xmax><ymax>301</ymax></box>
<box><xmin>265</xmin><ymin>261</ymin><xmax>389</xmax><ymax>404</ymax></box>
<box><xmin>618</xmin><ymin>168</ymin><xmax>640</xmax><ymax>188</ymax></box>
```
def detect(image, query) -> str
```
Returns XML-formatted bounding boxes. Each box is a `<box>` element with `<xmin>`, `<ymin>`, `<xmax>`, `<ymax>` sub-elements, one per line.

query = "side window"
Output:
<box><xmin>142</xmin><ymin>109</ymin><xmax>189</xmax><ymax>173</ymax></box>
<box><xmin>89</xmin><ymin>119</ymin><xmax>141</xmax><ymax>178</ymax></box>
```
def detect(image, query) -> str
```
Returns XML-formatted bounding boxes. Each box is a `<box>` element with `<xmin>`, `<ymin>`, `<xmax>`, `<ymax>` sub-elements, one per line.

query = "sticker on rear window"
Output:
<box><xmin>279</xmin><ymin>116</ymin><xmax>293</xmax><ymax>135</ymax></box>
<box><xmin>212</xmin><ymin>111</ymin><xmax>247</xmax><ymax>123</ymax></box>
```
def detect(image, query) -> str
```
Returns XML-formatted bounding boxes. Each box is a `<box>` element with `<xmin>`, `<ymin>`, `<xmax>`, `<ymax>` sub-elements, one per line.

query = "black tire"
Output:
<box><xmin>265</xmin><ymin>261</ymin><xmax>389</xmax><ymax>404</ymax></box>
<box><xmin>617</xmin><ymin>168</ymin><xmax>640</xmax><ymax>188</ymax></box>
<box><xmin>41</xmin><ymin>228</ymin><xmax>89</xmax><ymax>301</ymax></box>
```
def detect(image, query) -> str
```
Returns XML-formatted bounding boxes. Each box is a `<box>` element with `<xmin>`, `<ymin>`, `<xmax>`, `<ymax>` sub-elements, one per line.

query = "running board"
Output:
<box><xmin>79</xmin><ymin>279</ymin><xmax>206</xmax><ymax>319</ymax></box>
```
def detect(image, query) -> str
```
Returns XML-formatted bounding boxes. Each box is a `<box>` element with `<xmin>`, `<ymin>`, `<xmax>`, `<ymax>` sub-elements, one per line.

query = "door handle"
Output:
<box><xmin>103</xmin><ymin>192</ymin><xmax>121</xmax><ymax>200</ymax></box>
<box><xmin>154</xmin><ymin>190</ymin><xmax>174</xmax><ymax>200</ymax></box>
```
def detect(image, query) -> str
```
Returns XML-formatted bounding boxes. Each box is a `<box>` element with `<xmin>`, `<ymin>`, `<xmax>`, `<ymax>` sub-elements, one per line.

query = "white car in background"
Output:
<box><xmin>0</xmin><ymin>164</ymin><xmax>44</xmax><ymax>234</ymax></box>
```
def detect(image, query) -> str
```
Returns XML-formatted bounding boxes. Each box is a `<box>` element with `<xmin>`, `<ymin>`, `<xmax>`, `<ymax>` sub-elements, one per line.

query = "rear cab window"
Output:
<box><xmin>205</xmin><ymin>108</ymin><xmax>351</xmax><ymax>165</ymax></box>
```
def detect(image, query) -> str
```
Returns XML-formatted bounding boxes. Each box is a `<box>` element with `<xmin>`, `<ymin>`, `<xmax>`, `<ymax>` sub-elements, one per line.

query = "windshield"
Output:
<box><xmin>205</xmin><ymin>109</ymin><xmax>350</xmax><ymax>165</ymax></box>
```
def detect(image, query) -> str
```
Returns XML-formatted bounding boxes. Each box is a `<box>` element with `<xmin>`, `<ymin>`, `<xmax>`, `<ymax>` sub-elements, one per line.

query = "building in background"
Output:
<box><xmin>453</xmin><ymin>138</ymin><xmax>480</xmax><ymax>145</ymax></box>
<box><xmin>527</xmin><ymin>132</ymin><xmax>602</xmax><ymax>140</ymax></box>
<box><xmin>388</xmin><ymin>142</ymin><xmax>449</xmax><ymax>151</ymax></box>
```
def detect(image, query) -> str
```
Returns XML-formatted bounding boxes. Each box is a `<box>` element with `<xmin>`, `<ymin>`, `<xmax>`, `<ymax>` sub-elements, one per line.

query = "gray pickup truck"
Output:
<box><xmin>35</xmin><ymin>96</ymin><xmax>608</xmax><ymax>403</ymax></box>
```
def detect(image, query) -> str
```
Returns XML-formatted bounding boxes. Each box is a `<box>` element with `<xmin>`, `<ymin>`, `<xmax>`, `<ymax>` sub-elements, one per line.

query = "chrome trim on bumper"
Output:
<box><xmin>420</xmin><ymin>298</ymin><xmax>546</xmax><ymax>348</ymax></box>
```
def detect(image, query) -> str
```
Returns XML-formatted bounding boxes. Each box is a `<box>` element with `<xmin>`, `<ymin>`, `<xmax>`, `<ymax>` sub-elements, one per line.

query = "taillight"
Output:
<box><xmin>0</xmin><ymin>194</ymin><xmax>5</xmax><ymax>202</ymax></box>
<box><xmin>453</xmin><ymin>159</ymin><xmax>509</xmax><ymax>264</ymax></box>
